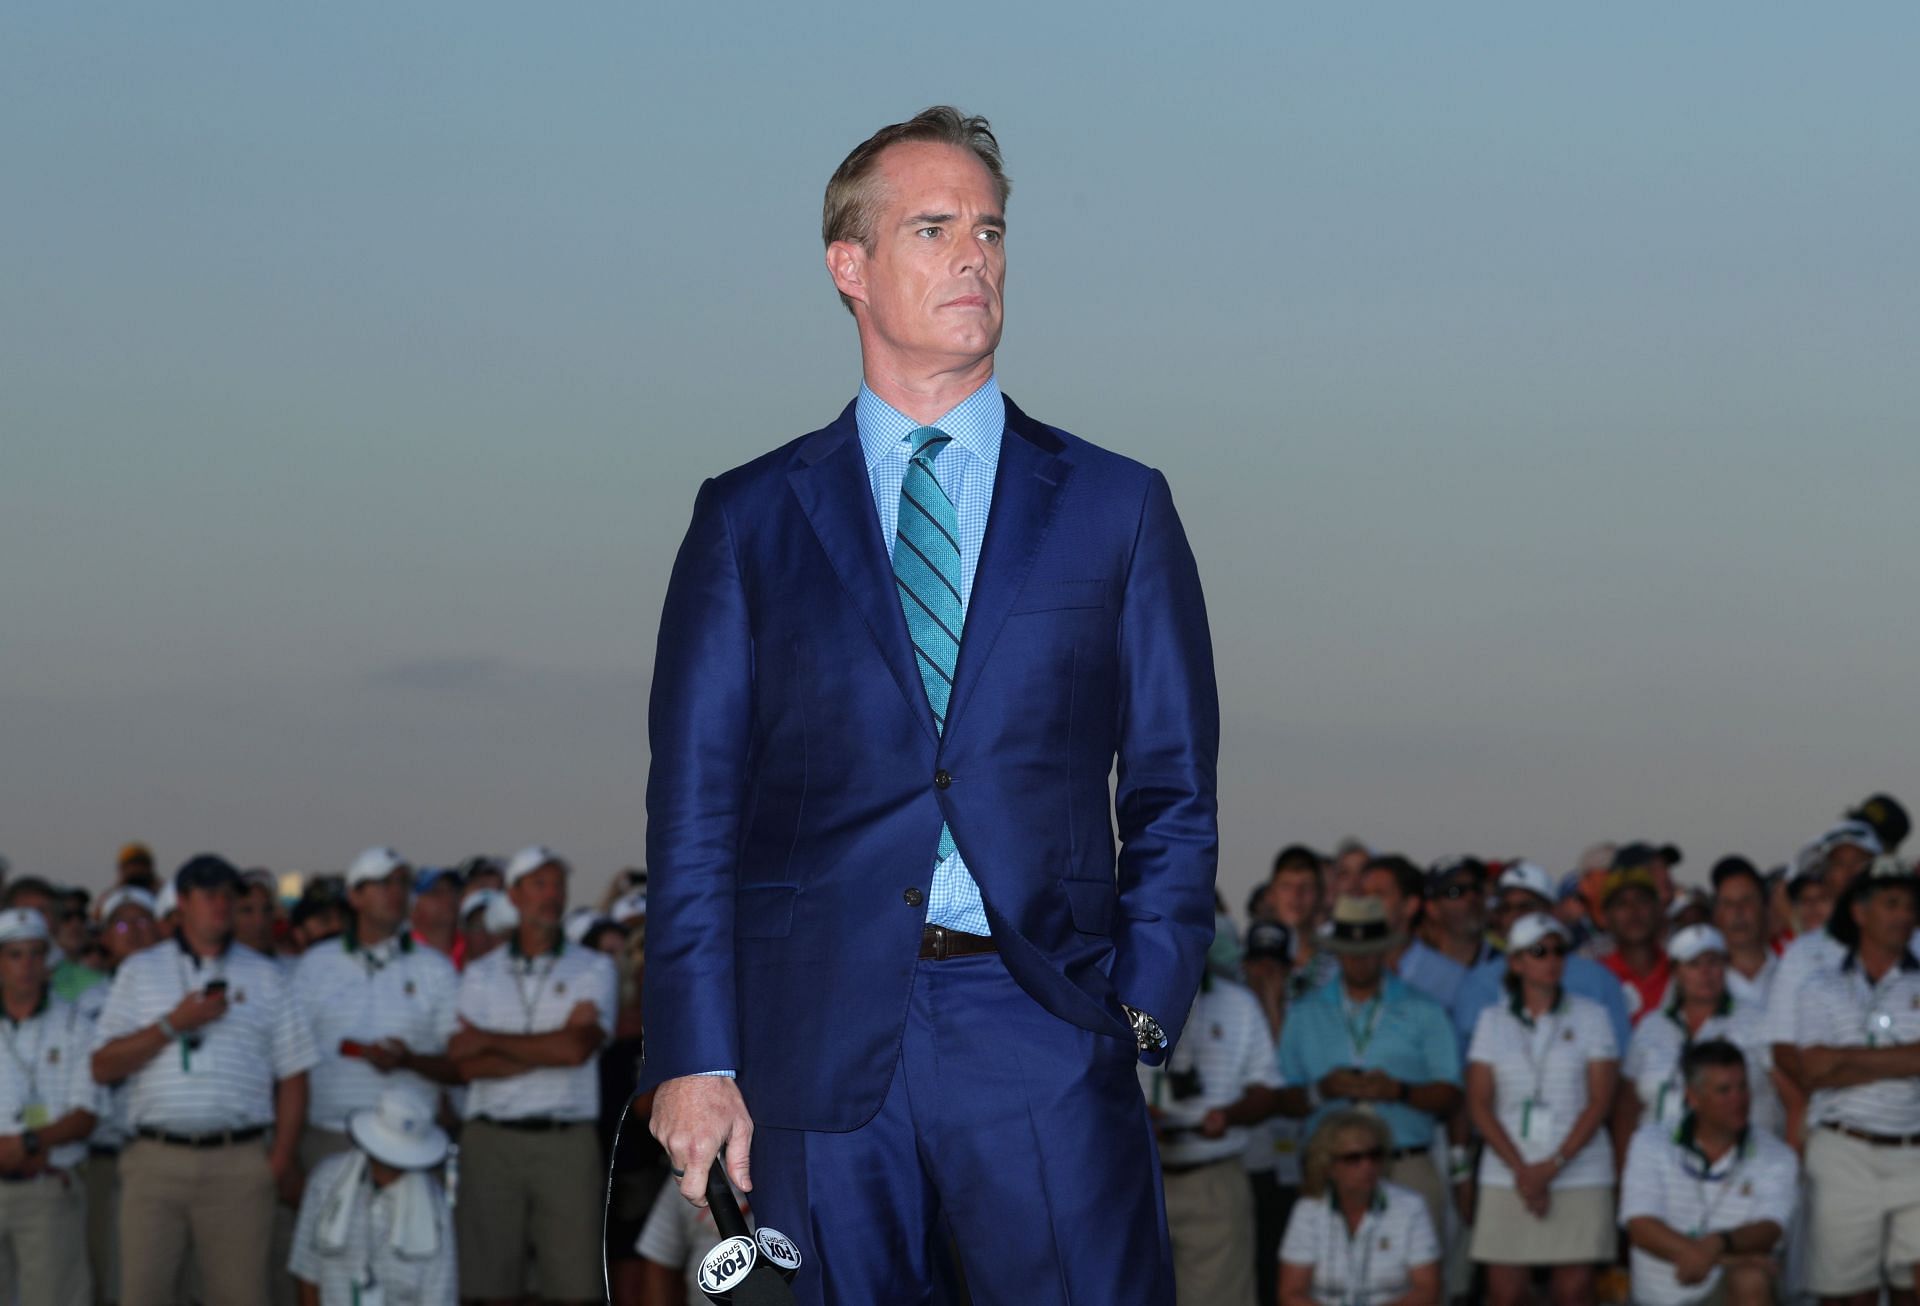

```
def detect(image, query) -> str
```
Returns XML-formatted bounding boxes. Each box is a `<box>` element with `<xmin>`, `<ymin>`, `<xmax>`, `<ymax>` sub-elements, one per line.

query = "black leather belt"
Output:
<box><xmin>136</xmin><ymin>1125</ymin><xmax>267</xmax><ymax>1148</ymax></box>
<box><xmin>478</xmin><ymin>1116</ymin><xmax>589</xmax><ymax>1132</ymax></box>
<box><xmin>920</xmin><ymin>925</ymin><xmax>997</xmax><ymax>961</ymax></box>
<box><xmin>1161</xmin><ymin>1155</ymin><xmax>1239</xmax><ymax>1176</ymax></box>
<box><xmin>1824</xmin><ymin>1122</ymin><xmax>1920</xmax><ymax>1147</ymax></box>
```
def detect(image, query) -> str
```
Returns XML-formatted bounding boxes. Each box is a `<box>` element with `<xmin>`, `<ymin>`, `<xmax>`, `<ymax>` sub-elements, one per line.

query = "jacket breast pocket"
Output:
<box><xmin>735</xmin><ymin>884</ymin><xmax>799</xmax><ymax>939</ymax></box>
<box><xmin>1010</xmin><ymin>580</ymin><xmax>1109</xmax><ymax>615</ymax></box>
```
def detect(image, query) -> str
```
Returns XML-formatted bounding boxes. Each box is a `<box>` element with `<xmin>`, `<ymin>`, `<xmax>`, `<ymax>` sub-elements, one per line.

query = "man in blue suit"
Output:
<box><xmin>639</xmin><ymin>107</ymin><xmax>1220</xmax><ymax>1305</ymax></box>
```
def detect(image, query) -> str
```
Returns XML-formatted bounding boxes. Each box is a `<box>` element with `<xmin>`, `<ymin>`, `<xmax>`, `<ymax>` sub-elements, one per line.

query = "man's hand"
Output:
<box><xmin>168</xmin><ymin>988</ymin><xmax>229</xmax><ymax>1034</ymax></box>
<box><xmin>1350</xmin><ymin>1070</ymin><xmax>1399</xmax><ymax>1102</ymax></box>
<box><xmin>270</xmin><ymin>1149</ymin><xmax>305</xmax><ymax>1207</ymax></box>
<box><xmin>1671</xmin><ymin>1234</ymin><xmax>1720</xmax><ymax>1286</ymax></box>
<box><xmin>0</xmin><ymin>1135</ymin><xmax>23</xmax><ymax>1171</ymax></box>
<box><xmin>447</xmin><ymin>1017</ymin><xmax>490</xmax><ymax>1061</ymax></box>
<box><xmin>362</xmin><ymin>1038</ymin><xmax>408</xmax><ymax>1073</ymax></box>
<box><xmin>651</xmin><ymin>1075</ymin><xmax>753</xmax><ymax>1209</ymax></box>
<box><xmin>1452</xmin><ymin>1176</ymin><xmax>1476</xmax><ymax>1222</ymax></box>
<box><xmin>1199</xmin><ymin>1108</ymin><xmax>1230</xmax><ymax>1139</ymax></box>
<box><xmin>1317</xmin><ymin>1069</ymin><xmax>1366</xmax><ymax>1101</ymax></box>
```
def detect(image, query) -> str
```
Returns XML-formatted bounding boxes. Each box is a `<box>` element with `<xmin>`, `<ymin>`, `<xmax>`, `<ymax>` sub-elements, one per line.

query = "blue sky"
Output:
<box><xmin>5</xmin><ymin>3</ymin><xmax>1917</xmax><ymax>902</ymax></box>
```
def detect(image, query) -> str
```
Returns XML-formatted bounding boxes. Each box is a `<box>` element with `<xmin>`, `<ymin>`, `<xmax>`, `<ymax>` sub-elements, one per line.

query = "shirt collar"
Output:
<box><xmin>1840</xmin><ymin>946</ymin><xmax>1920</xmax><ymax>975</ymax></box>
<box><xmin>1672</xmin><ymin>1110</ymin><xmax>1751</xmax><ymax>1171</ymax></box>
<box><xmin>174</xmin><ymin>930</ymin><xmax>231</xmax><ymax>967</ymax></box>
<box><xmin>3</xmin><ymin>987</ymin><xmax>50</xmax><ymax>1028</ymax></box>
<box><xmin>856</xmin><ymin>376</ymin><xmax>1004</xmax><ymax>471</ymax></box>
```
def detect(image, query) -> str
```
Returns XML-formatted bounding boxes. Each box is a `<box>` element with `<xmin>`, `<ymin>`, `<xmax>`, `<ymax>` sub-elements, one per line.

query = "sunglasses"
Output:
<box><xmin>1434</xmin><ymin>884</ymin><xmax>1477</xmax><ymax>901</ymax></box>
<box><xmin>1334</xmin><ymin>1147</ymin><xmax>1385</xmax><ymax>1166</ymax></box>
<box><xmin>1524</xmin><ymin>942</ymin><xmax>1569</xmax><ymax>960</ymax></box>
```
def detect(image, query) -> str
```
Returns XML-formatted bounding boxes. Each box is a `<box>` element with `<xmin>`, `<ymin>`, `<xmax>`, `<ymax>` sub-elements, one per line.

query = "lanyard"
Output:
<box><xmin>1324</xmin><ymin>1195</ymin><xmax>1379</xmax><ymax>1306</ymax></box>
<box><xmin>1683</xmin><ymin>1143</ymin><xmax>1748</xmax><ymax>1236</ymax></box>
<box><xmin>1516</xmin><ymin>1008</ymin><xmax>1563</xmax><ymax>1105</ymax></box>
<box><xmin>512</xmin><ymin>955</ymin><xmax>559</xmax><ymax>1032</ymax></box>
<box><xmin>1341</xmin><ymin>994</ymin><xmax>1384</xmax><ymax>1062</ymax></box>
<box><xmin>0</xmin><ymin>1014</ymin><xmax>47</xmax><ymax>1110</ymax></box>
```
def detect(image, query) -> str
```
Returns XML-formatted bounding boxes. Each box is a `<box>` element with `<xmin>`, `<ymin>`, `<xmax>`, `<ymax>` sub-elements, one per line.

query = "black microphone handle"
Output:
<box><xmin>706</xmin><ymin>1156</ymin><xmax>751</xmax><ymax>1241</ymax></box>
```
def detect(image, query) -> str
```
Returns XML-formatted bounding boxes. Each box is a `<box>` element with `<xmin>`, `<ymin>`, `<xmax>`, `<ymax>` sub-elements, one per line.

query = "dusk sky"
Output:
<box><xmin>6</xmin><ymin>4</ymin><xmax>1917</xmax><ymax>906</ymax></box>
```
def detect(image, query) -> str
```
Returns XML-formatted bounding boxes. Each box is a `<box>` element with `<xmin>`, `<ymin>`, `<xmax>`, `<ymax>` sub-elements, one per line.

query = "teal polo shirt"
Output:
<box><xmin>1277</xmin><ymin>972</ymin><xmax>1462</xmax><ymax>1149</ymax></box>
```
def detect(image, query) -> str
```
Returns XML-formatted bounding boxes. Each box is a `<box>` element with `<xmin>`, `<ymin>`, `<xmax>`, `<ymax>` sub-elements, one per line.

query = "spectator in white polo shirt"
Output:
<box><xmin>1465</xmin><ymin>912</ymin><xmax>1619</xmax><ymax>1306</ymax></box>
<box><xmin>1278</xmin><ymin>1109</ymin><xmax>1439</xmax><ymax>1306</ymax></box>
<box><xmin>90</xmin><ymin>854</ymin><xmax>320</xmax><ymax>1306</ymax></box>
<box><xmin>0</xmin><ymin>907</ymin><xmax>105</xmax><ymax>1306</ymax></box>
<box><xmin>288</xmin><ymin>1083</ymin><xmax>456</xmax><ymax>1306</ymax></box>
<box><xmin>1620</xmin><ymin>1038</ymin><xmax>1797</xmax><ymax>1306</ymax></box>
<box><xmin>1618</xmin><ymin>924</ymin><xmax>1781</xmax><ymax>1140</ymax></box>
<box><xmin>1141</xmin><ymin>911</ymin><xmax>1285</xmax><ymax>1306</ymax></box>
<box><xmin>292</xmin><ymin>848</ymin><xmax>462</xmax><ymax>1170</ymax></box>
<box><xmin>1792</xmin><ymin>855</ymin><xmax>1920</xmax><ymax>1306</ymax></box>
<box><xmin>449</xmin><ymin>845</ymin><xmax>617</xmax><ymax>1305</ymax></box>
<box><xmin>1709</xmin><ymin>856</ymin><xmax>1778</xmax><ymax>1009</ymax></box>
<box><xmin>81</xmin><ymin>885</ymin><xmax>161</xmax><ymax>1306</ymax></box>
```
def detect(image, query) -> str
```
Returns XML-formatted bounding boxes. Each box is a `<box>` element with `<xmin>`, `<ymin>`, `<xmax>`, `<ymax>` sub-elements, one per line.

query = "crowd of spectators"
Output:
<box><xmin>0</xmin><ymin>788</ymin><xmax>1912</xmax><ymax>1305</ymax></box>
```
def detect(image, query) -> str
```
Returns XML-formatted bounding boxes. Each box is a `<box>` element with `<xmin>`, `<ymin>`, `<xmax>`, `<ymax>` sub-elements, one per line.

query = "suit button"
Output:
<box><xmin>904</xmin><ymin>887</ymin><xmax>924</xmax><ymax>907</ymax></box>
<box><xmin>933</xmin><ymin>770</ymin><xmax>952</xmax><ymax>790</ymax></box>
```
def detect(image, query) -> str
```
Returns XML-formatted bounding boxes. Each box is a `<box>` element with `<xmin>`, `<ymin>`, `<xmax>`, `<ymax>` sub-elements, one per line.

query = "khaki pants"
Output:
<box><xmin>1163</xmin><ymin>1157</ymin><xmax>1256</xmax><ymax>1306</ymax></box>
<box><xmin>0</xmin><ymin>1170</ymin><xmax>91</xmax><ymax>1306</ymax></box>
<box><xmin>118</xmin><ymin>1137</ymin><xmax>274</xmax><ymax>1306</ymax></box>
<box><xmin>1387</xmin><ymin>1149</ymin><xmax>1446</xmax><ymax>1251</ymax></box>
<box><xmin>84</xmin><ymin>1151</ymin><xmax>119</xmax><ymax>1306</ymax></box>
<box><xmin>456</xmin><ymin>1119</ymin><xmax>604</xmax><ymax>1302</ymax></box>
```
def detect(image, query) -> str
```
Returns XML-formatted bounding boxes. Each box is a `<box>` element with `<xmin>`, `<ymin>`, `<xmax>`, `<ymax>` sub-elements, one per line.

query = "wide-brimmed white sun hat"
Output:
<box><xmin>348</xmin><ymin>1085</ymin><xmax>449</xmax><ymax>1171</ymax></box>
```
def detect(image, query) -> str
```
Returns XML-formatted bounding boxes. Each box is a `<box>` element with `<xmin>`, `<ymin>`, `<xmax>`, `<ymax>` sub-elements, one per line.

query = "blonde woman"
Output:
<box><xmin>1279</xmin><ymin>1110</ymin><xmax>1440</xmax><ymax>1306</ymax></box>
<box><xmin>1466</xmin><ymin>912</ymin><xmax>1619</xmax><ymax>1305</ymax></box>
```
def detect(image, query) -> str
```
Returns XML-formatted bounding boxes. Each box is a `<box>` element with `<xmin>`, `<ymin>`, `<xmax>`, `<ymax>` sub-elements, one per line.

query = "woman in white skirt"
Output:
<box><xmin>1466</xmin><ymin>912</ymin><xmax>1619</xmax><ymax>1305</ymax></box>
<box><xmin>1279</xmin><ymin>1110</ymin><xmax>1440</xmax><ymax>1306</ymax></box>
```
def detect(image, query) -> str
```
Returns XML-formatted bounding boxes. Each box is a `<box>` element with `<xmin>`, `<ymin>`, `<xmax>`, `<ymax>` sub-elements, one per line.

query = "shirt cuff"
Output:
<box><xmin>692</xmin><ymin>1070</ymin><xmax>736</xmax><ymax>1078</ymax></box>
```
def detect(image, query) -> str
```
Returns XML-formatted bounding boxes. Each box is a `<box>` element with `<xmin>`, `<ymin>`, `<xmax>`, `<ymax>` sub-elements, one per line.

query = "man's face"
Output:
<box><xmin>1712</xmin><ymin>875</ymin><xmax>1767</xmax><ymax>951</ymax></box>
<box><xmin>1604</xmin><ymin>885</ymin><xmax>1661</xmax><ymax>947</ymax></box>
<box><xmin>348</xmin><ymin>869</ymin><xmax>411</xmax><ymax>936</ymax></box>
<box><xmin>301</xmin><ymin>906</ymin><xmax>346</xmax><ymax>949</ymax></box>
<box><xmin>1337</xmin><ymin>951</ymin><xmax>1385</xmax><ymax>991</ymax></box>
<box><xmin>178</xmin><ymin>884</ymin><xmax>233</xmax><ymax>940</ymax></box>
<box><xmin>830</xmin><ymin>141</ymin><xmax>1006</xmax><ymax>372</ymax></box>
<box><xmin>1427</xmin><ymin>875</ymin><xmax>1486</xmax><ymax>938</ymax></box>
<box><xmin>1686</xmin><ymin>1062</ymin><xmax>1751</xmax><ymax>1136</ymax></box>
<box><xmin>52</xmin><ymin>898</ymin><xmax>89</xmax><ymax>955</ymax></box>
<box><xmin>232</xmin><ymin>884</ymin><xmax>276</xmax><ymax>952</ymax></box>
<box><xmin>1268</xmin><ymin>868</ymin><xmax>1320</xmax><ymax>930</ymax></box>
<box><xmin>1326</xmin><ymin>851</ymin><xmax>1367</xmax><ymax>905</ymax></box>
<box><xmin>1493</xmin><ymin>889</ymin><xmax>1549</xmax><ymax>938</ymax></box>
<box><xmin>509</xmin><ymin>865</ymin><xmax>567</xmax><ymax>931</ymax></box>
<box><xmin>1827</xmin><ymin>842</ymin><xmax>1874</xmax><ymax>893</ymax></box>
<box><xmin>1791</xmin><ymin>880</ymin><xmax>1833</xmax><ymax>934</ymax></box>
<box><xmin>412</xmin><ymin>879</ymin><xmax>459</xmax><ymax>933</ymax></box>
<box><xmin>1854</xmin><ymin>883</ymin><xmax>1919</xmax><ymax>953</ymax></box>
<box><xmin>0</xmin><ymin>940</ymin><xmax>48</xmax><ymax>996</ymax></box>
<box><xmin>104</xmin><ymin>905</ymin><xmax>157</xmax><ymax>965</ymax></box>
<box><xmin>1358</xmin><ymin>868</ymin><xmax>1411</xmax><ymax>933</ymax></box>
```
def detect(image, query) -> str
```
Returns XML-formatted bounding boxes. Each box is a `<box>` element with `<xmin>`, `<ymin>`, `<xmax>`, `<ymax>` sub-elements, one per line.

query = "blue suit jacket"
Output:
<box><xmin>638</xmin><ymin>394</ymin><xmax>1220</xmax><ymax>1132</ymax></box>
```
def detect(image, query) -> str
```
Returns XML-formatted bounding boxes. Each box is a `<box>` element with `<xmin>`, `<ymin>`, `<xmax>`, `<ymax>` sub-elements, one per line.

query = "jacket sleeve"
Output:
<box><xmin>638</xmin><ymin>478</ymin><xmax>754</xmax><ymax>1091</ymax></box>
<box><xmin>1108</xmin><ymin>469</ymin><xmax>1220</xmax><ymax>1053</ymax></box>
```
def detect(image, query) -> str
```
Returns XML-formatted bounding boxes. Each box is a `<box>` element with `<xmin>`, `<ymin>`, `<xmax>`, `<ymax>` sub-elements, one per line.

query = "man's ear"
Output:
<box><xmin>826</xmin><ymin>240</ymin><xmax>868</xmax><ymax>307</ymax></box>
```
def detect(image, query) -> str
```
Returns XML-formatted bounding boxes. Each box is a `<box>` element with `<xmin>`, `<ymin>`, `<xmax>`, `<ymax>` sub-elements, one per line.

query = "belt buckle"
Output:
<box><xmin>927</xmin><ymin>925</ymin><xmax>950</xmax><ymax>961</ymax></box>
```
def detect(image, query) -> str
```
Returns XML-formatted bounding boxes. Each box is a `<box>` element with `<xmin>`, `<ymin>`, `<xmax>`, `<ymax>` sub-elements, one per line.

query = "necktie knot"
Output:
<box><xmin>909</xmin><ymin>426</ymin><xmax>952</xmax><ymax>466</ymax></box>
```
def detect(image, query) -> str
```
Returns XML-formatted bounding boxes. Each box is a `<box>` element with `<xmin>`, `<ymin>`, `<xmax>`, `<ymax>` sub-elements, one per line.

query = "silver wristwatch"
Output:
<box><xmin>1121</xmin><ymin>1003</ymin><xmax>1167</xmax><ymax>1052</ymax></box>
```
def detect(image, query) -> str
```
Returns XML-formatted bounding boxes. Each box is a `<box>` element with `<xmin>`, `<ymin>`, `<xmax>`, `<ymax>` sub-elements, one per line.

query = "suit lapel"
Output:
<box><xmin>787</xmin><ymin>405</ymin><xmax>939</xmax><ymax>743</ymax></box>
<box><xmin>946</xmin><ymin>397</ymin><xmax>1071</xmax><ymax>733</ymax></box>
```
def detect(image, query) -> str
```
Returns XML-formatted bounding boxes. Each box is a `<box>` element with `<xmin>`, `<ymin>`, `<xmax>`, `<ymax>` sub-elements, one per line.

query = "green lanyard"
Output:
<box><xmin>1342</xmin><ymin>994</ymin><xmax>1384</xmax><ymax>1062</ymax></box>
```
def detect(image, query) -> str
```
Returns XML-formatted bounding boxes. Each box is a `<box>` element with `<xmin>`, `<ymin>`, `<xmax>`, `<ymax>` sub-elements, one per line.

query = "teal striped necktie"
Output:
<box><xmin>894</xmin><ymin>427</ymin><xmax>960</xmax><ymax>863</ymax></box>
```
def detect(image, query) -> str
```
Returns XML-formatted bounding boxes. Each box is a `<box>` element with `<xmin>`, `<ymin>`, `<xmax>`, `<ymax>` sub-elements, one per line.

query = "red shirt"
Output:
<box><xmin>1600</xmin><ymin>951</ymin><xmax>1671</xmax><ymax>1026</ymax></box>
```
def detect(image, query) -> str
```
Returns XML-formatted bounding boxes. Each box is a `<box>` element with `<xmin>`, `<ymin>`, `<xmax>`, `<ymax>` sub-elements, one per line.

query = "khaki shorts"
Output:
<box><xmin>1804</xmin><ymin>1126</ymin><xmax>1920</xmax><ymax>1295</ymax></box>
<box><xmin>456</xmin><ymin>1119</ymin><xmax>604</xmax><ymax>1301</ymax></box>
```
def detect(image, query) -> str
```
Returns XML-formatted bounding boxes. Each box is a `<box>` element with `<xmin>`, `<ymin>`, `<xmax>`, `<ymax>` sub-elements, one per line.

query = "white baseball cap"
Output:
<box><xmin>505</xmin><ymin>845</ymin><xmax>566</xmax><ymax>887</ymax></box>
<box><xmin>1507</xmin><ymin>912</ymin><xmax>1570</xmax><ymax>954</ymax></box>
<box><xmin>98</xmin><ymin>886</ymin><xmax>159</xmax><ymax>924</ymax></box>
<box><xmin>609</xmin><ymin>891</ymin><xmax>648</xmax><ymax>924</ymax></box>
<box><xmin>460</xmin><ymin>888</ymin><xmax>519</xmax><ymax>934</ymax></box>
<box><xmin>347</xmin><ymin>847</ymin><xmax>409</xmax><ymax>889</ymax></box>
<box><xmin>562</xmin><ymin>907</ymin><xmax>600</xmax><ymax>945</ymax></box>
<box><xmin>1497</xmin><ymin>861</ymin><xmax>1556</xmax><ymax>904</ymax></box>
<box><xmin>0</xmin><ymin>909</ymin><xmax>50</xmax><ymax>947</ymax></box>
<box><xmin>1668</xmin><ymin>924</ymin><xmax>1729</xmax><ymax>964</ymax></box>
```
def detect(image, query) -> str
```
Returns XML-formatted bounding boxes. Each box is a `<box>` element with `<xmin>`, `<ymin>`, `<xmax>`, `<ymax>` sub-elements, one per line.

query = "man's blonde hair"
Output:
<box><xmin>822</xmin><ymin>106</ymin><xmax>1012</xmax><ymax>313</ymax></box>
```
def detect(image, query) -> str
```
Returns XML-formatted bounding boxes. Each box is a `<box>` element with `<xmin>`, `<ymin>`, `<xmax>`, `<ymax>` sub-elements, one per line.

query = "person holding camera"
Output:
<box><xmin>90</xmin><ymin>854</ymin><xmax>318</xmax><ymax>1306</ymax></box>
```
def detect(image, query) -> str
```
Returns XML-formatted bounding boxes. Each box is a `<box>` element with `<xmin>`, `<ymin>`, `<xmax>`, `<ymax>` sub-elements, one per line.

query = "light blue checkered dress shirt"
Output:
<box><xmin>856</xmin><ymin>377</ymin><xmax>1003</xmax><ymax>936</ymax></box>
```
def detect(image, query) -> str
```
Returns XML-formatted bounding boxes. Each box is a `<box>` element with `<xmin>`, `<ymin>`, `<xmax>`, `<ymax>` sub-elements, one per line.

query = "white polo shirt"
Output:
<box><xmin>92</xmin><ymin>937</ymin><xmax>319</xmax><ymax>1133</ymax></box>
<box><xmin>1467</xmin><ymin>991</ymin><xmax>1617</xmax><ymax>1189</ymax></box>
<box><xmin>1621</xmin><ymin>997</ymin><xmax>1782</xmax><ymax>1136</ymax></box>
<box><xmin>288</xmin><ymin>1151</ymin><xmax>457</xmax><ymax>1306</ymax></box>
<box><xmin>1618</xmin><ymin>1120</ymin><xmax>1798</xmax><ymax>1306</ymax></box>
<box><xmin>292</xmin><ymin>933</ymin><xmax>460</xmax><ymax>1131</ymax></box>
<box><xmin>1138</xmin><ymin>978</ymin><xmax>1282</xmax><ymax>1169</ymax></box>
<box><xmin>0</xmin><ymin>992</ymin><xmax>108</xmax><ymax>1169</ymax></box>
<box><xmin>1762</xmin><ymin>930</ymin><xmax>1843</xmax><ymax>1049</ymax></box>
<box><xmin>1279</xmin><ymin>1180</ymin><xmax>1438</xmax><ymax>1304</ymax></box>
<box><xmin>1794</xmin><ymin>950</ymin><xmax>1920</xmax><ymax>1135</ymax></box>
<box><xmin>456</xmin><ymin>940</ymin><xmax>617</xmax><ymax>1123</ymax></box>
<box><xmin>1725</xmin><ymin>953</ymin><xmax>1776</xmax><ymax>1011</ymax></box>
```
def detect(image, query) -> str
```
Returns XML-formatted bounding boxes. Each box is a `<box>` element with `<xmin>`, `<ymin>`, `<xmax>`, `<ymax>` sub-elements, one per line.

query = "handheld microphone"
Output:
<box><xmin>696</xmin><ymin>1156</ymin><xmax>801</xmax><ymax>1305</ymax></box>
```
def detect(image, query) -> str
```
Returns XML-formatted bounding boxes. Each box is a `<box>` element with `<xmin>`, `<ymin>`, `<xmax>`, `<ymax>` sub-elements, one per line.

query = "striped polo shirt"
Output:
<box><xmin>291</xmin><ymin>931</ymin><xmax>461</xmax><ymax>1131</ymax></box>
<box><xmin>0</xmin><ymin>991</ymin><xmax>108</xmax><ymax>1169</ymax></box>
<box><xmin>1467</xmin><ymin>990</ymin><xmax>1618</xmax><ymax>1189</ymax></box>
<box><xmin>1762</xmin><ymin>929</ymin><xmax>1844</xmax><ymax>1048</ymax></box>
<box><xmin>1138</xmin><ymin>977</ymin><xmax>1282</xmax><ymax>1168</ymax></box>
<box><xmin>1619</xmin><ymin>1119</ymin><xmax>1798</xmax><ymax>1306</ymax></box>
<box><xmin>1278</xmin><ymin>1180</ymin><xmax>1439</xmax><ymax>1304</ymax></box>
<box><xmin>1621</xmin><ymin>995</ymin><xmax>1782</xmax><ymax>1136</ymax></box>
<box><xmin>92</xmin><ymin>936</ymin><xmax>319</xmax><ymax>1132</ymax></box>
<box><xmin>1794</xmin><ymin>948</ymin><xmax>1920</xmax><ymax>1134</ymax></box>
<box><xmin>288</xmin><ymin>1152</ymin><xmax>457</xmax><ymax>1304</ymax></box>
<box><xmin>457</xmin><ymin>939</ymin><xmax>617</xmax><ymax>1123</ymax></box>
